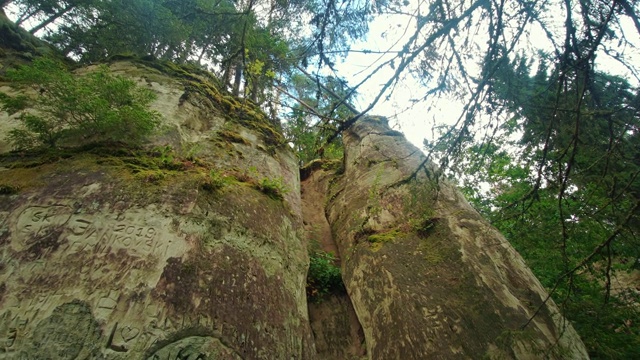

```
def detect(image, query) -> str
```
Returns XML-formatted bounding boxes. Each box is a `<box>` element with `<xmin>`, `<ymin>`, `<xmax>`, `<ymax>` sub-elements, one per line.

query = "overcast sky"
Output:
<box><xmin>332</xmin><ymin>5</ymin><xmax>640</xmax><ymax>150</ymax></box>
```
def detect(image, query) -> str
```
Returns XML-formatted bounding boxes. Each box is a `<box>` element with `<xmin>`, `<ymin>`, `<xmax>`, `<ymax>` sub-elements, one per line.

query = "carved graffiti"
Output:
<box><xmin>13</xmin><ymin>205</ymin><xmax>73</xmax><ymax>251</ymax></box>
<box><xmin>146</xmin><ymin>336</ymin><xmax>237</xmax><ymax>360</ymax></box>
<box><xmin>0</xmin><ymin>311</ymin><xmax>27</xmax><ymax>352</ymax></box>
<box><xmin>9</xmin><ymin>205</ymin><xmax>165</xmax><ymax>258</ymax></box>
<box><xmin>0</xmin><ymin>202</ymin><xmax>196</xmax><ymax>359</ymax></box>
<box><xmin>106</xmin><ymin>322</ymin><xmax>142</xmax><ymax>352</ymax></box>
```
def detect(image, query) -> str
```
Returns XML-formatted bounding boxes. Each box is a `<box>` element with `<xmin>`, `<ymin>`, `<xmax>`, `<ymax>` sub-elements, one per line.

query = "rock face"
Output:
<box><xmin>0</xmin><ymin>30</ymin><xmax>589</xmax><ymax>358</ymax></box>
<box><xmin>0</xmin><ymin>58</ymin><xmax>313</xmax><ymax>359</ymax></box>
<box><xmin>321</xmin><ymin>117</ymin><xmax>589</xmax><ymax>359</ymax></box>
<box><xmin>301</xmin><ymin>168</ymin><xmax>366</xmax><ymax>360</ymax></box>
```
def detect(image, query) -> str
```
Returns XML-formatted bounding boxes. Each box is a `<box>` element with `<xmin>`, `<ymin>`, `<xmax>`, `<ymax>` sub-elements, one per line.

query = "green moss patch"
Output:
<box><xmin>216</xmin><ymin>129</ymin><xmax>249</xmax><ymax>145</ymax></box>
<box><xmin>0</xmin><ymin>143</ymin><xmax>217</xmax><ymax>200</ymax></box>
<box><xmin>118</xmin><ymin>58</ymin><xmax>285</xmax><ymax>147</ymax></box>
<box><xmin>367</xmin><ymin>229</ymin><xmax>407</xmax><ymax>252</ymax></box>
<box><xmin>367</xmin><ymin>229</ymin><xmax>405</xmax><ymax>243</ymax></box>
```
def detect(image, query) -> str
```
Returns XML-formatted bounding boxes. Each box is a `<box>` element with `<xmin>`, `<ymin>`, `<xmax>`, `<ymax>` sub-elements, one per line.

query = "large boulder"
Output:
<box><xmin>323</xmin><ymin>116</ymin><xmax>589</xmax><ymax>359</ymax></box>
<box><xmin>0</xmin><ymin>60</ymin><xmax>314</xmax><ymax>359</ymax></box>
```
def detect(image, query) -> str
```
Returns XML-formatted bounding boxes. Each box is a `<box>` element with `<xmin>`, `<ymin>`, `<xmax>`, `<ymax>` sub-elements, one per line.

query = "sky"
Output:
<box><xmin>330</xmin><ymin>4</ymin><xmax>640</xmax><ymax>150</ymax></box>
<box><xmin>333</xmin><ymin>12</ymin><xmax>441</xmax><ymax>149</ymax></box>
<box><xmin>4</xmin><ymin>1</ymin><xmax>638</xmax><ymax>153</ymax></box>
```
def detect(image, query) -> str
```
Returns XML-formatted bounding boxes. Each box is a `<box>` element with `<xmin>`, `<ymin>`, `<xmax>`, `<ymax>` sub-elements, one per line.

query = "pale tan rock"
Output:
<box><xmin>324</xmin><ymin>116</ymin><xmax>589</xmax><ymax>359</ymax></box>
<box><xmin>0</xmin><ymin>60</ymin><xmax>314</xmax><ymax>359</ymax></box>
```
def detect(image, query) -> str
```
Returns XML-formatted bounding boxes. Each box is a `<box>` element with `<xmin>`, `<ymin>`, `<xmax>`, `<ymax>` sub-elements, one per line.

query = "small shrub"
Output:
<box><xmin>155</xmin><ymin>145</ymin><xmax>175</xmax><ymax>165</ymax></box>
<box><xmin>202</xmin><ymin>169</ymin><xmax>226</xmax><ymax>192</ymax></box>
<box><xmin>258</xmin><ymin>176</ymin><xmax>289</xmax><ymax>200</ymax></box>
<box><xmin>306</xmin><ymin>250</ymin><xmax>345</xmax><ymax>302</ymax></box>
<box><xmin>1</xmin><ymin>57</ymin><xmax>161</xmax><ymax>150</ymax></box>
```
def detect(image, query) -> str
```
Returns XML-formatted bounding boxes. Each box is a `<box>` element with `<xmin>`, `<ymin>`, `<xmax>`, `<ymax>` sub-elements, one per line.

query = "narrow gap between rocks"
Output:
<box><xmin>301</xmin><ymin>167</ymin><xmax>367</xmax><ymax>359</ymax></box>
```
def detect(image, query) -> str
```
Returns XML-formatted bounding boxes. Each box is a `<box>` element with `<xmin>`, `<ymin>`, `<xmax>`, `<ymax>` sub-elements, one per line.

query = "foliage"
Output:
<box><xmin>3</xmin><ymin>0</ymin><xmax>359</xmax><ymax>114</ymax></box>
<box><xmin>5</xmin><ymin>0</ymin><xmax>373</xmax><ymax>145</ymax></box>
<box><xmin>306</xmin><ymin>250</ymin><xmax>345</xmax><ymax>302</ymax></box>
<box><xmin>257</xmin><ymin>176</ymin><xmax>289</xmax><ymax>200</ymax></box>
<box><xmin>282</xmin><ymin>73</ymin><xmax>353</xmax><ymax>164</ymax></box>
<box><xmin>446</xmin><ymin>58</ymin><xmax>640</xmax><ymax>358</ymax></box>
<box><xmin>283</xmin><ymin>113</ymin><xmax>344</xmax><ymax>164</ymax></box>
<box><xmin>1</xmin><ymin>57</ymin><xmax>160</xmax><ymax>150</ymax></box>
<box><xmin>201</xmin><ymin>169</ymin><xmax>227</xmax><ymax>192</ymax></box>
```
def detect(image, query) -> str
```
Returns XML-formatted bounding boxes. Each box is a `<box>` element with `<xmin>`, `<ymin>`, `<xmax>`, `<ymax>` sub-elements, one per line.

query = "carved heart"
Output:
<box><xmin>120</xmin><ymin>326</ymin><xmax>140</xmax><ymax>342</ymax></box>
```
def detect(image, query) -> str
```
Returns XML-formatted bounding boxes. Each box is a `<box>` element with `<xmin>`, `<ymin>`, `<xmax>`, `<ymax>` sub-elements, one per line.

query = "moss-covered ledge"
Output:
<box><xmin>102</xmin><ymin>55</ymin><xmax>285</xmax><ymax>148</ymax></box>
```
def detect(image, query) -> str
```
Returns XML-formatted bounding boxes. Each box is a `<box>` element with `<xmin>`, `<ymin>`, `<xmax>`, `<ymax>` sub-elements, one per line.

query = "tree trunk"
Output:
<box><xmin>222</xmin><ymin>60</ymin><xmax>232</xmax><ymax>89</ymax></box>
<box><xmin>16</xmin><ymin>10</ymin><xmax>38</xmax><ymax>26</ymax></box>
<box><xmin>197</xmin><ymin>43</ymin><xmax>210</xmax><ymax>65</ymax></box>
<box><xmin>249</xmin><ymin>76</ymin><xmax>260</xmax><ymax>103</ymax></box>
<box><xmin>232</xmin><ymin>61</ymin><xmax>242</xmax><ymax>97</ymax></box>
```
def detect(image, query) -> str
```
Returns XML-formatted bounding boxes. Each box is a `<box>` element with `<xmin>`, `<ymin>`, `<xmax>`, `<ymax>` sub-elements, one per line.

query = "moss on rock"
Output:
<box><xmin>111</xmin><ymin>57</ymin><xmax>286</xmax><ymax>147</ymax></box>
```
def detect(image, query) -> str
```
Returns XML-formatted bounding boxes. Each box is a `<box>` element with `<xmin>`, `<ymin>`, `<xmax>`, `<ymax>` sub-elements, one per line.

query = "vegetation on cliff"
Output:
<box><xmin>1</xmin><ymin>57</ymin><xmax>160</xmax><ymax>150</ymax></box>
<box><xmin>2</xmin><ymin>0</ymin><xmax>639</xmax><ymax>357</ymax></box>
<box><xmin>306</xmin><ymin>249</ymin><xmax>344</xmax><ymax>302</ymax></box>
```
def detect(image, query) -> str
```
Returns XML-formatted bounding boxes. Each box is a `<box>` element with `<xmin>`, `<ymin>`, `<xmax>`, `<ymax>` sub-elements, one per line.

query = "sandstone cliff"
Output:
<box><xmin>309</xmin><ymin>117</ymin><xmax>589</xmax><ymax>359</ymax></box>
<box><xmin>0</xmin><ymin>54</ymin><xmax>313</xmax><ymax>358</ymax></box>
<box><xmin>0</xmin><ymin>24</ymin><xmax>589</xmax><ymax>359</ymax></box>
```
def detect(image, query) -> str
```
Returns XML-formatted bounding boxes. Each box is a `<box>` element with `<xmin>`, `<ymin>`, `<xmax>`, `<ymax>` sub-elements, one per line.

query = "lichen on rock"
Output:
<box><xmin>0</xmin><ymin>52</ymin><xmax>313</xmax><ymax>359</ymax></box>
<box><xmin>321</xmin><ymin>116</ymin><xmax>589</xmax><ymax>359</ymax></box>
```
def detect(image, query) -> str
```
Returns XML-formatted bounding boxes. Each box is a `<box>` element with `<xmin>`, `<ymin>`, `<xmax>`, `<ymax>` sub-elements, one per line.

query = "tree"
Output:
<box><xmin>440</xmin><ymin>56</ymin><xmax>640</xmax><ymax>358</ymax></box>
<box><xmin>3</xmin><ymin>0</ymin><xmax>375</xmax><ymax>119</ymax></box>
<box><xmin>281</xmin><ymin>71</ymin><xmax>357</xmax><ymax>164</ymax></box>
<box><xmin>0</xmin><ymin>57</ymin><xmax>160</xmax><ymax>149</ymax></box>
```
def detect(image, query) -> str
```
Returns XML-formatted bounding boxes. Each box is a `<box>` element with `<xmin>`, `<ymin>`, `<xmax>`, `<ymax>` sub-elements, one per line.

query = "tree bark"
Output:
<box><xmin>197</xmin><ymin>43</ymin><xmax>210</xmax><ymax>65</ymax></box>
<box><xmin>16</xmin><ymin>10</ymin><xmax>38</xmax><ymax>26</ymax></box>
<box><xmin>232</xmin><ymin>61</ymin><xmax>242</xmax><ymax>97</ymax></box>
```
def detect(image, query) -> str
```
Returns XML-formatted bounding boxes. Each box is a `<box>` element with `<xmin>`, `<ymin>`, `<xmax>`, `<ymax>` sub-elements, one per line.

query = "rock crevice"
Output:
<box><xmin>302</xmin><ymin>166</ymin><xmax>367</xmax><ymax>360</ymax></box>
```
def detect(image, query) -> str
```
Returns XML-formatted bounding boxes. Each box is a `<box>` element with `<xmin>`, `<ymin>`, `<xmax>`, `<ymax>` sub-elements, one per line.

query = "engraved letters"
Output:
<box><xmin>11</xmin><ymin>205</ymin><xmax>162</xmax><ymax>257</ymax></box>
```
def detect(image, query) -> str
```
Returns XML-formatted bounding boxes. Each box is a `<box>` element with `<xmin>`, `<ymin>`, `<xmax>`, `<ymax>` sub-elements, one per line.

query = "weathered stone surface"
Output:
<box><xmin>0</xmin><ymin>61</ymin><xmax>314</xmax><ymax>359</ymax></box>
<box><xmin>324</xmin><ymin>116</ymin><xmax>589</xmax><ymax>359</ymax></box>
<box><xmin>22</xmin><ymin>300</ymin><xmax>102</xmax><ymax>359</ymax></box>
<box><xmin>146</xmin><ymin>335</ymin><xmax>242</xmax><ymax>359</ymax></box>
<box><xmin>301</xmin><ymin>167</ymin><xmax>366</xmax><ymax>360</ymax></box>
<box><xmin>0</xmin><ymin>29</ymin><xmax>591</xmax><ymax>358</ymax></box>
<box><xmin>301</xmin><ymin>163</ymin><xmax>339</xmax><ymax>259</ymax></box>
<box><xmin>307</xmin><ymin>294</ymin><xmax>366</xmax><ymax>360</ymax></box>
